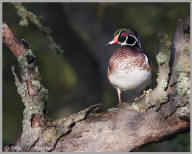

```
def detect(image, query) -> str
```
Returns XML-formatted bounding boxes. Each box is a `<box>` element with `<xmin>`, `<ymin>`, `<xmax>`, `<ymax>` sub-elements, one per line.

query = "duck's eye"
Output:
<box><xmin>126</xmin><ymin>36</ymin><xmax>136</xmax><ymax>45</ymax></box>
<box><xmin>121</xmin><ymin>32</ymin><xmax>126</xmax><ymax>37</ymax></box>
<box><xmin>118</xmin><ymin>36</ymin><xmax>126</xmax><ymax>43</ymax></box>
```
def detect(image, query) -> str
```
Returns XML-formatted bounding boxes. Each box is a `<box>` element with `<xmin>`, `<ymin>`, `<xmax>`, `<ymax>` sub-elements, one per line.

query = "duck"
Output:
<box><xmin>107</xmin><ymin>28</ymin><xmax>152</xmax><ymax>104</ymax></box>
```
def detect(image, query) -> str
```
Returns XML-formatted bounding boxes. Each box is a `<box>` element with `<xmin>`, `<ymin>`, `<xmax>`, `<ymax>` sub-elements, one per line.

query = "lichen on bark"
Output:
<box><xmin>130</xmin><ymin>34</ymin><xmax>171</xmax><ymax>111</ymax></box>
<box><xmin>11</xmin><ymin>47</ymin><xmax>48</xmax><ymax>151</ymax></box>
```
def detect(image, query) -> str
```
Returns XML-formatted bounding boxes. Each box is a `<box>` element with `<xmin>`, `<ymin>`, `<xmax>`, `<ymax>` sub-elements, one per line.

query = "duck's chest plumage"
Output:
<box><xmin>108</xmin><ymin>46</ymin><xmax>152</xmax><ymax>92</ymax></box>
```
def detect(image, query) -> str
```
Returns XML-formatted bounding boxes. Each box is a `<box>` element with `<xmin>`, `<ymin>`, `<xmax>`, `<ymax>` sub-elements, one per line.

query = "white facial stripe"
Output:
<box><xmin>129</xmin><ymin>35</ymin><xmax>139</xmax><ymax>42</ymax></box>
<box><xmin>128</xmin><ymin>35</ymin><xmax>138</xmax><ymax>45</ymax></box>
<box><xmin>119</xmin><ymin>40</ymin><xmax>127</xmax><ymax>46</ymax></box>
<box><xmin>125</xmin><ymin>35</ymin><xmax>137</xmax><ymax>46</ymax></box>
<box><xmin>130</xmin><ymin>35</ymin><xmax>143</xmax><ymax>51</ymax></box>
<box><xmin>118</xmin><ymin>33</ymin><xmax>142</xmax><ymax>49</ymax></box>
<box><xmin>127</xmin><ymin>40</ymin><xmax>136</xmax><ymax>46</ymax></box>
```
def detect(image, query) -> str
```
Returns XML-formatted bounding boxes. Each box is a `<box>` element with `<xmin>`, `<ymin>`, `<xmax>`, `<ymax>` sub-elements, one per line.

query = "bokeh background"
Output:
<box><xmin>3</xmin><ymin>2</ymin><xmax>190</xmax><ymax>152</ymax></box>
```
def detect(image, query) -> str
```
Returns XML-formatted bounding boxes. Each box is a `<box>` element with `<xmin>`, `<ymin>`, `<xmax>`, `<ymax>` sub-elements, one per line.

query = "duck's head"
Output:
<box><xmin>108</xmin><ymin>28</ymin><xmax>143</xmax><ymax>50</ymax></box>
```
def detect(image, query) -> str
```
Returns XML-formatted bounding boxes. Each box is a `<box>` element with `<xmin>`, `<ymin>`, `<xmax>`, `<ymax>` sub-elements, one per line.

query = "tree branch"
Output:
<box><xmin>2</xmin><ymin>23</ymin><xmax>25</xmax><ymax>57</ymax></box>
<box><xmin>53</xmin><ymin>102</ymin><xmax>189</xmax><ymax>152</ymax></box>
<box><xmin>3</xmin><ymin>18</ymin><xmax>190</xmax><ymax>152</ymax></box>
<box><xmin>12</xmin><ymin>2</ymin><xmax>64</xmax><ymax>54</ymax></box>
<box><xmin>3</xmin><ymin>22</ymin><xmax>48</xmax><ymax>151</ymax></box>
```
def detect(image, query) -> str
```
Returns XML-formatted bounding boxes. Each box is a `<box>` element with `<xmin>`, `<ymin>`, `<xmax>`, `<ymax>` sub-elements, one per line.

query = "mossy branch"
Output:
<box><xmin>3</xmin><ymin>22</ymin><xmax>102</xmax><ymax>152</ymax></box>
<box><xmin>3</xmin><ymin>22</ymin><xmax>49</xmax><ymax>151</ymax></box>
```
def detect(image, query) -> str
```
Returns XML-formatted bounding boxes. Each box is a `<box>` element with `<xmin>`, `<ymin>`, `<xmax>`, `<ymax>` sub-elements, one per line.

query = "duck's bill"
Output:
<box><xmin>107</xmin><ymin>34</ymin><xmax>119</xmax><ymax>45</ymax></box>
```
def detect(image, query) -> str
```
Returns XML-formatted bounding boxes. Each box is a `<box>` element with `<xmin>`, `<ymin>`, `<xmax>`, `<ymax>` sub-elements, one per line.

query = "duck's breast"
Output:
<box><xmin>108</xmin><ymin>46</ymin><xmax>151</xmax><ymax>91</ymax></box>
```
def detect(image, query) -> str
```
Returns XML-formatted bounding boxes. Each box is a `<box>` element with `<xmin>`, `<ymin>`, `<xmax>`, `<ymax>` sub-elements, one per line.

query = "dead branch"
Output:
<box><xmin>54</xmin><ymin>102</ymin><xmax>189</xmax><ymax>152</ymax></box>
<box><xmin>3</xmin><ymin>22</ymin><xmax>48</xmax><ymax>151</ymax></box>
<box><xmin>3</xmin><ymin>18</ymin><xmax>190</xmax><ymax>152</ymax></box>
<box><xmin>12</xmin><ymin>2</ymin><xmax>64</xmax><ymax>54</ymax></box>
<box><xmin>2</xmin><ymin>23</ymin><xmax>25</xmax><ymax>57</ymax></box>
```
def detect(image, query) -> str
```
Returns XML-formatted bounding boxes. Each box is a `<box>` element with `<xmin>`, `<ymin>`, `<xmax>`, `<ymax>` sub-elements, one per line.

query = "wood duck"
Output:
<box><xmin>107</xmin><ymin>28</ymin><xmax>152</xmax><ymax>104</ymax></box>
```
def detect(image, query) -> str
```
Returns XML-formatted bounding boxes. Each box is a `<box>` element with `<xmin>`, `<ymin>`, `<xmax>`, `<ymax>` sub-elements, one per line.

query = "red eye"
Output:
<box><xmin>121</xmin><ymin>32</ymin><xmax>126</xmax><ymax>37</ymax></box>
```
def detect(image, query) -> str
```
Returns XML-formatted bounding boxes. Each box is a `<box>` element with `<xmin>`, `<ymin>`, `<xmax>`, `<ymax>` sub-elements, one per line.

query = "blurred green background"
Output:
<box><xmin>3</xmin><ymin>2</ymin><xmax>190</xmax><ymax>152</ymax></box>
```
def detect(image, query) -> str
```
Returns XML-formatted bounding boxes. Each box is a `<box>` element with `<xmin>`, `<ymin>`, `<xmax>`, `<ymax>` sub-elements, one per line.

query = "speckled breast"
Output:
<box><xmin>108</xmin><ymin>46</ymin><xmax>152</xmax><ymax>91</ymax></box>
<box><xmin>108</xmin><ymin>46</ymin><xmax>146</xmax><ymax>73</ymax></box>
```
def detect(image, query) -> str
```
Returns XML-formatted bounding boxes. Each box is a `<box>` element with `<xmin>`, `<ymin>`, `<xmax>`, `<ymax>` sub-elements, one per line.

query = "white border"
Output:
<box><xmin>1</xmin><ymin>1</ymin><xmax>191</xmax><ymax>153</ymax></box>
<box><xmin>0</xmin><ymin>1</ymin><xmax>2</xmax><ymax>153</ymax></box>
<box><xmin>190</xmin><ymin>2</ymin><xmax>192</xmax><ymax>153</ymax></box>
<box><xmin>1</xmin><ymin>0</ymin><xmax>192</xmax><ymax>2</ymax></box>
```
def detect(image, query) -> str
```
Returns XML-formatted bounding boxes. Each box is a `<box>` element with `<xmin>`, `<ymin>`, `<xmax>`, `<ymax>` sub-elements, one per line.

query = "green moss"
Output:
<box><xmin>17</xmin><ymin>83</ymin><xmax>27</xmax><ymax>97</ymax></box>
<box><xmin>159</xmin><ymin>80</ymin><xmax>168</xmax><ymax>91</ymax></box>
<box><xmin>15</xmin><ymin>48</ymin><xmax>48</xmax><ymax>113</ymax></box>
<box><xmin>32</xmin><ymin>80</ymin><xmax>41</xmax><ymax>89</ymax></box>
<box><xmin>43</xmin><ymin>128</ymin><xmax>57</xmax><ymax>142</ymax></box>
<box><xmin>177</xmin><ymin>73</ymin><xmax>190</xmax><ymax>96</ymax></box>
<box><xmin>17</xmin><ymin>49</ymin><xmax>35</xmax><ymax>64</ymax></box>
<box><xmin>108</xmin><ymin>107</ymin><xmax>118</xmax><ymax>112</ymax></box>
<box><xmin>175</xmin><ymin>64</ymin><xmax>182</xmax><ymax>75</ymax></box>
<box><xmin>132</xmin><ymin>103</ymin><xmax>139</xmax><ymax>111</ymax></box>
<box><xmin>183</xmin><ymin>42</ymin><xmax>190</xmax><ymax>52</ymax></box>
<box><xmin>145</xmin><ymin>96</ymin><xmax>150</xmax><ymax>104</ymax></box>
<box><xmin>19</xmin><ymin>18</ymin><xmax>28</xmax><ymax>26</ymax></box>
<box><xmin>186</xmin><ymin>89</ymin><xmax>190</xmax><ymax>96</ymax></box>
<box><xmin>17</xmin><ymin>50</ymin><xmax>36</xmax><ymax>82</ymax></box>
<box><xmin>156</xmin><ymin>52</ymin><xmax>168</xmax><ymax>64</ymax></box>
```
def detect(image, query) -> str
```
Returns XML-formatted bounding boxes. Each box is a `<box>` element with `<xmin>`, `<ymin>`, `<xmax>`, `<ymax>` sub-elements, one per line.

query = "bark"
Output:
<box><xmin>3</xmin><ymin>18</ymin><xmax>190</xmax><ymax>152</ymax></box>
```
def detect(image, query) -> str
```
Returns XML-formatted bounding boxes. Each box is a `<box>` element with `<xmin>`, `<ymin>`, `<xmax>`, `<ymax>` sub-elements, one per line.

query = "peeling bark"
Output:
<box><xmin>3</xmin><ymin>19</ymin><xmax>190</xmax><ymax>152</ymax></box>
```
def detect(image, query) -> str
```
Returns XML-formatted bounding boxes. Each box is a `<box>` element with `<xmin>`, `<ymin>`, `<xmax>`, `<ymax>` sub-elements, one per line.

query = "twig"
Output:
<box><xmin>12</xmin><ymin>2</ymin><xmax>64</xmax><ymax>54</ymax></box>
